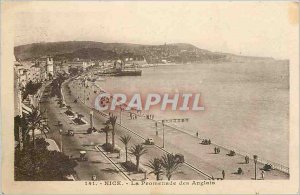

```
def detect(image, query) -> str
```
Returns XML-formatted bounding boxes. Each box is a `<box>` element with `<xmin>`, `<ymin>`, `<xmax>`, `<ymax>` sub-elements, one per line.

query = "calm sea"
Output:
<box><xmin>96</xmin><ymin>61</ymin><xmax>289</xmax><ymax>166</ymax></box>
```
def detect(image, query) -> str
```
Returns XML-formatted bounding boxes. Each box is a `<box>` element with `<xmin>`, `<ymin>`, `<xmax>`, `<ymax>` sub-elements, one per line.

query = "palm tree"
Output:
<box><xmin>119</xmin><ymin>135</ymin><xmax>131</xmax><ymax>162</ymax></box>
<box><xmin>146</xmin><ymin>158</ymin><xmax>163</xmax><ymax>180</ymax></box>
<box><xmin>101</xmin><ymin>125</ymin><xmax>111</xmax><ymax>145</ymax></box>
<box><xmin>161</xmin><ymin>154</ymin><xmax>182</xmax><ymax>180</ymax></box>
<box><xmin>129</xmin><ymin>144</ymin><xmax>147</xmax><ymax>172</ymax></box>
<box><xmin>109</xmin><ymin>115</ymin><xmax>117</xmax><ymax>150</ymax></box>
<box><xmin>66</xmin><ymin>105</ymin><xmax>71</xmax><ymax>111</ymax></box>
<box><xmin>24</xmin><ymin>107</ymin><xmax>47</xmax><ymax>149</ymax></box>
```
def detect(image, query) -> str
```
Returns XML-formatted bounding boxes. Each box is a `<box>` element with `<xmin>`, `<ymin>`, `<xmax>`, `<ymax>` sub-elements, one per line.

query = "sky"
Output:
<box><xmin>13</xmin><ymin>1</ymin><xmax>298</xmax><ymax>59</ymax></box>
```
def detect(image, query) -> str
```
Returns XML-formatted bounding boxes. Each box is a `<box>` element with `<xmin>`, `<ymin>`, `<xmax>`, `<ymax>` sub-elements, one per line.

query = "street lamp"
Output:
<box><xmin>253</xmin><ymin>155</ymin><xmax>258</xmax><ymax>180</ymax></box>
<box><xmin>162</xmin><ymin>121</ymin><xmax>165</xmax><ymax>148</ymax></box>
<box><xmin>59</xmin><ymin>129</ymin><xmax>63</xmax><ymax>152</ymax></box>
<box><xmin>119</xmin><ymin>107</ymin><xmax>122</xmax><ymax>124</ymax></box>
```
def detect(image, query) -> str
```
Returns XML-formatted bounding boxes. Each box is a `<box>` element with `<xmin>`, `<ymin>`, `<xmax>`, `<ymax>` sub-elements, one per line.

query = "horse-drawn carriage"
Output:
<box><xmin>79</xmin><ymin>151</ymin><xmax>88</xmax><ymax>161</ymax></box>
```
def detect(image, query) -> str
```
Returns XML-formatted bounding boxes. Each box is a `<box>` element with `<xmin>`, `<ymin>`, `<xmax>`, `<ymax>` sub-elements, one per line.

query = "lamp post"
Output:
<box><xmin>162</xmin><ymin>122</ymin><xmax>165</xmax><ymax>148</ymax></box>
<box><xmin>253</xmin><ymin>155</ymin><xmax>258</xmax><ymax>180</ymax></box>
<box><xmin>84</xmin><ymin>85</ymin><xmax>86</xmax><ymax>104</ymax></box>
<box><xmin>119</xmin><ymin>108</ymin><xmax>122</xmax><ymax>124</ymax></box>
<box><xmin>90</xmin><ymin>111</ymin><xmax>94</xmax><ymax>129</ymax></box>
<box><xmin>59</xmin><ymin>129</ymin><xmax>63</xmax><ymax>152</ymax></box>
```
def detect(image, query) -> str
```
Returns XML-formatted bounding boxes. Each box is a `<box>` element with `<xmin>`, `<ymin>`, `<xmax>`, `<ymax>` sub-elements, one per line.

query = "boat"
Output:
<box><xmin>114</xmin><ymin>69</ymin><xmax>142</xmax><ymax>76</ymax></box>
<box><xmin>97</xmin><ymin>63</ymin><xmax>142</xmax><ymax>76</ymax></box>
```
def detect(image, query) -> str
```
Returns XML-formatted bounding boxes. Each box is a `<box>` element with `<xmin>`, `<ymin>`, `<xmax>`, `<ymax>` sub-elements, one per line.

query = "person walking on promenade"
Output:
<box><xmin>261</xmin><ymin>170</ymin><xmax>265</xmax><ymax>180</ymax></box>
<box><xmin>214</xmin><ymin>147</ymin><xmax>217</xmax><ymax>154</ymax></box>
<box><xmin>222</xmin><ymin>170</ymin><xmax>225</xmax><ymax>179</ymax></box>
<box><xmin>237</xmin><ymin>167</ymin><xmax>243</xmax><ymax>175</ymax></box>
<box><xmin>245</xmin><ymin>156</ymin><xmax>249</xmax><ymax>164</ymax></box>
<box><xmin>196</xmin><ymin>131</ymin><xmax>199</xmax><ymax>138</ymax></box>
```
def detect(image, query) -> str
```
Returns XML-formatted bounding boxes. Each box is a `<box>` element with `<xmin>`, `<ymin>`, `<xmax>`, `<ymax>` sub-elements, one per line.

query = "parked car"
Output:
<box><xmin>263</xmin><ymin>163</ymin><xmax>273</xmax><ymax>171</ymax></box>
<box><xmin>228</xmin><ymin>150</ymin><xmax>236</xmax><ymax>156</ymax></box>
<box><xmin>174</xmin><ymin>153</ymin><xmax>185</xmax><ymax>163</ymax></box>
<box><xmin>67</xmin><ymin>130</ymin><xmax>74</xmax><ymax>136</ymax></box>
<box><xmin>145</xmin><ymin>138</ymin><xmax>154</xmax><ymax>145</ymax></box>
<box><xmin>79</xmin><ymin>151</ymin><xmax>87</xmax><ymax>161</ymax></box>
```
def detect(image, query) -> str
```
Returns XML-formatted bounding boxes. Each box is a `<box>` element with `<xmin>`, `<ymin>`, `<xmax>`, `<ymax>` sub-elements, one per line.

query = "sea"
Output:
<box><xmin>95</xmin><ymin>61</ymin><xmax>289</xmax><ymax>166</ymax></box>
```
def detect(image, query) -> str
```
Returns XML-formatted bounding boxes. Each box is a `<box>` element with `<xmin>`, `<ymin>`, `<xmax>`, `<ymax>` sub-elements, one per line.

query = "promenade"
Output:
<box><xmin>68</xmin><ymin>77</ymin><xmax>289</xmax><ymax>180</ymax></box>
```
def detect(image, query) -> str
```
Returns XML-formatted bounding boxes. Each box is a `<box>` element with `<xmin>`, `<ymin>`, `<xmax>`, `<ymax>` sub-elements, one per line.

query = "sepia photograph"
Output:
<box><xmin>1</xmin><ymin>1</ymin><xmax>299</xmax><ymax>194</ymax></box>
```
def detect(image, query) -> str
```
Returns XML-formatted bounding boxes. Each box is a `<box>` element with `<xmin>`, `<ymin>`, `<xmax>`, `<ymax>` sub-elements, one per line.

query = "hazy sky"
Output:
<box><xmin>14</xmin><ymin>2</ymin><xmax>298</xmax><ymax>59</ymax></box>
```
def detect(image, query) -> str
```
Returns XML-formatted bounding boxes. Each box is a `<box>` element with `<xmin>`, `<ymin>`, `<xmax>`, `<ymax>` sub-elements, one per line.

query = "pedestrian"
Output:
<box><xmin>214</xmin><ymin>147</ymin><xmax>217</xmax><ymax>154</ymax></box>
<box><xmin>246</xmin><ymin>156</ymin><xmax>250</xmax><ymax>164</ymax></box>
<box><xmin>261</xmin><ymin>170</ymin><xmax>265</xmax><ymax>180</ymax></box>
<box><xmin>92</xmin><ymin>175</ymin><xmax>97</xmax><ymax>181</ymax></box>
<box><xmin>222</xmin><ymin>170</ymin><xmax>225</xmax><ymax>179</ymax></box>
<box><xmin>237</xmin><ymin>167</ymin><xmax>243</xmax><ymax>175</ymax></box>
<box><xmin>245</xmin><ymin>156</ymin><xmax>248</xmax><ymax>164</ymax></box>
<box><xmin>196</xmin><ymin>131</ymin><xmax>199</xmax><ymax>138</ymax></box>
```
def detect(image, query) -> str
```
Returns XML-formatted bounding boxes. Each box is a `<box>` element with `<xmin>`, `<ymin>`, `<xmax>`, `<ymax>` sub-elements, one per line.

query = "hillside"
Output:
<box><xmin>14</xmin><ymin>41</ymin><xmax>275</xmax><ymax>63</ymax></box>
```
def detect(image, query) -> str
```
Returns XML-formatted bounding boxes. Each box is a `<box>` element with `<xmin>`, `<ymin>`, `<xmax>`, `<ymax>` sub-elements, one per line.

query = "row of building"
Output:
<box><xmin>14</xmin><ymin>56</ymin><xmax>96</xmax><ymax>116</ymax></box>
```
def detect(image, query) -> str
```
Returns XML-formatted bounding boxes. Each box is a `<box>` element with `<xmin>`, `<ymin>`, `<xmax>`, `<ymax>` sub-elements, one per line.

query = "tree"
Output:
<box><xmin>22</xmin><ymin>81</ymin><xmax>42</xmax><ymax>100</ymax></box>
<box><xmin>109</xmin><ymin>115</ymin><xmax>117</xmax><ymax>150</ymax></box>
<box><xmin>24</xmin><ymin>107</ymin><xmax>48</xmax><ymax>149</ymax></box>
<box><xmin>129</xmin><ymin>144</ymin><xmax>147</xmax><ymax>172</ymax></box>
<box><xmin>101</xmin><ymin>125</ymin><xmax>111</xmax><ymax>145</ymax></box>
<box><xmin>161</xmin><ymin>154</ymin><xmax>182</xmax><ymax>180</ymax></box>
<box><xmin>119</xmin><ymin>135</ymin><xmax>131</xmax><ymax>162</ymax></box>
<box><xmin>15</xmin><ymin>138</ymin><xmax>77</xmax><ymax>181</ymax></box>
<box><xmin>66</xmin><ymin>106</ymin><xmax>71</xmax><ymax>111</ymax></box>
<box><xmin>146</xmin><ymin>158</ymin><xmax>163</xmax><ymax>180</ymax></box>
<box><xmin>14</xmin><ymin>115</ymin><xmax>29</xmax><ymax>150</ymax></box>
